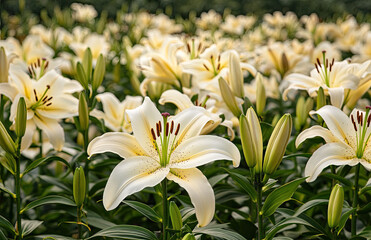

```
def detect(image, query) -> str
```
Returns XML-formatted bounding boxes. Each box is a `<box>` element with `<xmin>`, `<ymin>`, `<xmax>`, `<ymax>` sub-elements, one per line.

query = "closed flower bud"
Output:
<box><xmin>182</xmin><ymin>233</ymin><xmax>196</xmax><ymax>240</ymax></box>
<box><xmin>0</xmin><ymin>152</ymin><xmax>16</xmax><ymax>175</ymax></box>
<box><xmin>82</xmin><ymin>48</ymin><xmax>93</xmax><ymax>82</ymax></box>
<box><xmin>15</xmin><ymin>97</ymin><xmax>27</xmax><ymax>138</ymax></box>
<box><xmin>317</xmin><ymin>87</ymin><xmax>326</xmax><ymax>110</ymax></box>
<box><xmin>73</xmin><ymin>166</ymin><xmax>86</xmax><ymax>207</ymax></box>
<box><xmin>239</xmin><ymin>108</ymin><xmax>263</xmax><ymax>171</ymax></box>
<box><xmin>328</xmin><ymin>184</ymin><xmax>344</xmax><ymax>228</ymax></box>
<box><xmin>229</xmin><ymin>51</ymin><xmax>244</xmax><ymax>98</ymax></box>
<box><xmin>169</xmin><ymin>201</ymin><xmax>183</xmax><ymax>230</ymax></box>
<box><xmin>256</xmin><ymin>73</ymin><xmax>266</xmax><ymax>116</ymax></box>
<box><xmin>218</xmin><ymin>77</ymin><xmax>242</xmax><ymax>117</ymax></box>
<box><xmin>92</xmin><ymin>54</ymin><xmax>106</xmax><ymax>92</ymax></box>
<box><xmin>76</xmin><ymin>62</ymin><xmax>88</xmax><ymax>89</ymax></box>
<box><xmin>78</xmin><ymin>93</ymin><xmax>89</xmax><ymax>132</ymax></box>
<box><xmin>263</xmin><ymin>114</ymin><xmax>292</xmax><ymax>175</ymax></box>
<box><xmin>0</xmin><ymin>47</ymin><xmax>9</xmax><ymax>83</ymax></box>
<box><xmin>295</xmin><ymin>96</ymin><xmax>313</xmax><ymax>131</ymax></box>
<box><xmin>0</xmin><ymin>121</ymin><xmax>16</xmax><ymax>155</ymax></box>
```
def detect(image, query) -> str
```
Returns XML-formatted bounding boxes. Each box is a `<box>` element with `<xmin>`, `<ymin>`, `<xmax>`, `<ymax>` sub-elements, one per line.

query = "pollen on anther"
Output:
<box><xmin>156</xmin><ymin>123</ymin><xmax>160</xmax><ymax>137</ymax></box>
<box><xmin>367</xmin><ymin>114</ymin><xmax>371</xmax><ymax>127</ymax></box>
<box><xmin>175</xmin><ymin>123</ymin><xmax>180</xmax><ymax>135</ymax></box>
<box><xmin>166</xmin><ymin>122</ymin><xmax>169</xmax><ymax>136</ymax></box>
<box><xmin>170</xmin><ymin>121</ymin><xmax>174</xmax><ymax>134</ymax></box>
<box><xmin>151</xmin><ymin>128</ymin><xmax>156</xmax><ymax>140</ymax></box>
<box><xmin>33</xmin><ymin>89</ymin><xmax>38</xmax><ymax>101</ymax></box>
<box><xmin>46</xmin><ymin>102</ymin><xmax>52</xmax><ymax>106</ymax></box>
<box><xmin>351</xmin><ymin>115</ymin><xmax>357</xmax><ymax>131</ymax></box>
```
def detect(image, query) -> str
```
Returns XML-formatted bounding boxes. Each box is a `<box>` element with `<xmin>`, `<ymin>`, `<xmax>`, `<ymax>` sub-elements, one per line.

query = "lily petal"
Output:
<box><xmin>96</xmin><ymin>92</ymin><xmax>122</xmax><ymax>120</ymax></box>
<box><xmin>20</xmin><ymin>119</ymin><xmax>36</xmax><ymax>151</ymax></box>
<box><xmin>169</xmin><ymin>135</ymin><xmax>240</xmax><ymax>168</ymax></box>
<box><xmin>305</xmin><ymin>142</ymin><xmax>357</xmax><ymax>182</ymax></box>
<box><xmin>88</xmin><ymin>132</ymin><xmax>147</xmax><ymax>158</ymax></box>
<box><xmin>296</xmin><ymin>125</ymin><xmax>338</xmax><ymax>147</ymax></box>
<box><xmin>159</xmin><ymin>89</ymin><xmax>194</xmax><ymax>111</ymax></box>
<box><xmin>167</xmin><ymin>168</ymin><xmax>215</xmax><ymax>227</ymax></box>
<box><xmin>33</xmin><ymin>115</ymin><xmax>64</xmax><ymax>151</ymax></box>
<box><xmin>328</xmin><ymin>87</ymin><xmax>344</xmax><ymax>108</ymax></box>
<box><xmin>126</xmin><ymin>97</ymin><xmax>162</xmax><ymax>158</ymax></box>
<box><xmin>36</xmin><ymin>95</ymin><xmax>78</xmax><ymax>119</ymax></box>
<box><xmin>103</xmin><ymin>156</ymin><xmax>167</xmax><ymax>210</ymax></box>
<box><xmin>312</xmin><ymin>105</ymin><xmax>357</xmax><ymax>149</ymax></box>
<box><xmin>0</xmin><ymin>83</ymin><xmax>18</xmax><ymax>101</ymax></box>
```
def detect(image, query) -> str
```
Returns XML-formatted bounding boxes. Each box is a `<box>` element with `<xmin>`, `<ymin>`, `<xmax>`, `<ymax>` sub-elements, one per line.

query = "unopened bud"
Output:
<box><xmin>92</xmin><ymin>54</ymin><xmax>106</xmax><ymax>92</ymax></box>
<box><xmin>328</xmin><ymin>184</ymin><xmax>344</xmax><ymax>228</ymax></box>
<box><xmin>0</xmin><ymin>121</ymin><xmax>16</xmax><ymax>155</ymax></box>
<box><xmin>263</xmin><ymin>114</ymin><xmax>292</xmax><ymax>175</ymax></box>
<box><xmin>0</xmin><ymin>152</ymin><xmax>16</xmax><ymax>175</ymax></box>
<box><xmin>76</xmin><ymin>62</ymin><xmax>88</xmax><ymax>89</ymax></box>
<box><xmin>182</xmin><ymin>233</ymin><xmax>196</xmax><ymax>240</ymax></box>
<box><xmin>82</xmin><ymin>48</ymin><xmax>93</xmax><ymax>82</ymax></box>
<box><xmin>78</xmin><ymin>93</ymin><xmax>89</xmax><ymax>132</ymax></box>
<box><xmin>281</xmin><ymin>52</ymin><xmax>289</xmax><ymax>74</ymax></box>
<box><xmin>0</xmin><ymin>47</ymin><xmax>9</xmax><ymax>83</ymax></box>
<box><xmin>317</xmin><ymin>87</ymin><xmax>326</xmax><ymax>110</ymax></box>
<box><xmin>295</xmin><ymin>96</ymin><xmax>313</xmax><ymax>131</ymax></box>
<box><xmin>73</xmin><ymin>166</ymin><xmax>86</xmax><ymax>207</ymax></box>
<box><xmin>229</xmin><ymin>51</ymin><xmax>244</xmax><ymax>98</ymax></box>
<box><xmin>15</xmin><ymin>97</ymin><xmax>27</xmax><ymax>138</ymax></box>
<box><xmin>169</xmin><ymin>201</ymin><xmax>183</xmax><ymax>230</ymax></box>
<box><xmin>256</xmin><ymin>73</ymin><xmax>266</xmax><ymax>116</ymax></box>
<box><xmin>239</xmin><ymin>108</ymin><xmax>263</xmax><ymax>171</ymax></box>
<box><xmin>218</xmin><ymin>77</ymin><xmax>242</xmax><ymax>117</ymax></box>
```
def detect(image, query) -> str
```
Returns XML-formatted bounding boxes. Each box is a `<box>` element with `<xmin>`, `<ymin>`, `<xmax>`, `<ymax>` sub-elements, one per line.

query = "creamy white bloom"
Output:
<box><xmin>71</xmin><ymin>3</ymin><xmax>97</xmax><ymax>23</ymax></box>
<box><xmin>88</xmin><ymin>97</ymin><xmax>240</xmax><ymax>227</ymax></box>
<box><xmin>296</xmin><ymin>105</ymin><xmax>371</xmax><ymax>182</ymax></box>
<box><xmin>91</xmin><ymin>93</ymin><xmax>142</xmax><ymax>132</ymax></box>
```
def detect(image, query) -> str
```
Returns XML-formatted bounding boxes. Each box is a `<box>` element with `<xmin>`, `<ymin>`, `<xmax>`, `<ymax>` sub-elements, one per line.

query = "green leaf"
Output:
<box><xmin>39</xmin><ymin>175</ymin><xmax>71</xmax><ymax>192</ymax></box>
<box><xmin>86</xmin><ymin>216</ymin><xmax>116</xmax><ymax>230</ymax></box>
<box><xmin>87</xmin><ymin>225</ymin><xmax>158</xmax><ymax>240</ymax></box>
<box><xmin>34</xmin><ymin>234</ymin><xmax>75</xmax><ymax>240</ymax></box>
<box><xmin>359</xmin><ymin>178</ymin><xmax>371</xmax><ymax>195</ymax></box>
<box><xmin>21</xmin><ymin>195</ymin><xmax>76</xmax><ymax>214</ymax></box>
<box><xmin>0</xmin><ymin>214</ymin><xmax>15</xmax><ymax>233</ymax></box>
<box><xmin>21</xmin><ymin>220</ymin><xmax>43</xmax><ymax>237</ymax></box>
<box><xmin>169</xmin><ymin>201</ymin><xmax>182</xmax><ymax>230</ymax></box>
<box><xmin>22</xmin><ymin>156</ymin><xmax>71</xmax><ymax>177</ymax></box>
<box><xmin>0</xmin><ymin>230</ymin><xmax>6</xmax><ymax>240</ymax></box>
<box><xmin>337</xmin><ymin>208</ymin><xmax>355</xmax><ymax>235</ymax></box>
<box><xmin>123</xmin><ymin>200</ymin><xmax>162</xmax><ymax>223</ymax></box>
<box><xmin>225</xmin><ymin>169</ymin><xmax>257</xmax><ymax>202</ymax></box>
<box><xmin>294</xmin><ymin>199</ymin><xmax>328</xmax><ymax>217</ymax></box>
<box><xmin>193</xmin><ymin>224</ymin><xmax>246</xmax><ymax>240</ymax></box>
<box><xmin>322</xmin><ymin>173</ymin><xmax>352</xmax><ymax>187</ymax></box>
<box><xmin>358</xmin><ymin>227</ymin><xmax>371</xmax><ymax>239</ymax></box>
<box><xmin>0</xmin><ymin>183</ymin><xmax>15</xmax><ymax>198</ymax></box>
<box><xmin>262</xmin><ymin>178</ymin><xmax>306</xmax><ymax>217</ymax></box>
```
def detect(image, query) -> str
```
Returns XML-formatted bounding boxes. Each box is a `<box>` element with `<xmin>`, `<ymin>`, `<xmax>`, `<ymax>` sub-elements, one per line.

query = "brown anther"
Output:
<box><xmin>170</xmin><ymin>121</ymin><xmax>174</xmax><ymax>134</ymax></box>
<box><xmin>360</xmin><ymin>112</ymin><xmax>364</xmax><ymax>126</ymax></box>
<box><xmin>325</xmin><ymin>59</ymin><xmax>328</xmax><ymax>68</ymax></box>
<box><xmin>198</xmin><ymin>43</ymin><xmax>202</xmax><ymax>52</ymax></box>
<box><xmin>203</xmin><ymin>64</ymin><xmax>209</xmax><ymax>71</ymax></box>
<box><xmin>316</xmin><ymin>58</ymin><xmax>321</xmax><ymax>66</ymax></box>
<box><xmin>33</xmin><ymin>89</ymin><xmax>38</xmax><ymax>101</ymax></box>
<box><xmin>46</xmin><ymin>102</ymin><xmax>52</xmax><ymax>106</ymax></box>
<box><xmin>44</xmin><ymin>60</ymin><xmax>49</xmax><ymax>69</ymax></box>
<box><xmin>195</xmin><ymin>99</ymin><xmax>199</xmax><ymax>106</ymax></box>
<box><xmin>315</xmin><ymin>63</ymin><xmax>320</xmax><ymax>73</ymax></box>
<box><xmin>158</xmin><ymin>121</ymin><xmax>162</xmax><ymax>133</ymax></box>
<box><xmin>28</xmin><ymin>66</ymin><xmax>32</xmax><ymax>75</ymax></box>
<box><xmin>351</xmin><ymin>115</ymin><xmax>357</xmax><ymax>131</ymax></box>
<box><xmin>175</xmin><ymin>123</ymin><xmax>180</xmax><ymax>135</ymax></box>
<box><xmin>166</xmin><ymin>122</ymin><xmax>169</xmax><ymax>136</ymax></box>
<box><xmin>367</xmin><ymin>114</ymin><xmax>371</xmax><ymax>127</ymax></box>
<box><xmin>42</xmin><ymin>95</ymin><xmax>48</xmax><ymax>102</ymax></box>
<box><xmin>156</xmin><ymin>123</ymin><xmax>160</xmax><ymax>137</ymax></box>
<box><xmin>37</xmin><ymin>58</ymin><xmax>41</xmax><ymax>67</ymax></box>
<box><xmin>186</xmin><ymin>43</ymin><xmax>191</xmax><ymax>53</ymax></box>
<box><xmin>151</xmin><ymin>128</ymin><xmax>156</xmax><ymax>140</ymax></box>
<box><xmin>217</xmin><ymin>63</ymin><xmax>220</xmax><ymax>70</ymax></box>
<box><xmin>46</xmin><ymin>96</ymin><xmax>53</xmax><ymax>102</ymax></box>
<box><xmin>217</xmin><ymin>55</ymin><xmax>221</xmax><ymax>62</ymax></box>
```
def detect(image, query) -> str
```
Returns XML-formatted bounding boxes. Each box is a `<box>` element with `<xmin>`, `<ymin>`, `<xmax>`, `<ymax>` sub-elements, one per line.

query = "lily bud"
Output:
<box><xmin>182</xmin><ymin>233</ymin><xmax>196</xmax><ymax>240</ymax></box>
<box><xmin>229</xmin><ymin>51</ymin><xmax>244</xmax><ymax>98</ymax></box>
<box><xmin>218</xmin><ymin>77</ymin><xmax>242</xmax><ymax>117</ymax></box>
<box><xmin>328</xmin><ymin>184</ymin><xmax>344</xmax><ymax>228</ymax></box>
<box><xmin>0</xmin><ymin>152</ymin><xmax>16</xmax><ymax>175</ymax></box>
<box><xmin>255</xmin><ymin>73</ymin><xmax>266</xmax><ymax>116</ymax></box>
<box><xmin>239</xmin><ymin>108</ymin><xmax>263</xmax><ymax>171</ymax></box>
<box><xmin>82</xmin><ymin>48</ymin><xmax>93</xmax><ymax>82</ymax></box>
<box><xmin>317</xmin><ymin>87</ymin><xmax>326</xmax><ymax>110</ymax></box>
<box><xmin>78</xmin><ymin>93</ymin><xmax>89</xmax><ymax>132</ymax></box>
<box><xmin>263</xmin><ymin>114</ymin><xmax>292</xmax><ymax>175</ymax></box>
<box><xmin>92</xmin><ymin>54</ymin><xmax>106</xmax><ymax>92</ymax></box>
<box><xmin>169</xmin><ymin>201</ymin><xmax>183</xmax><ymax>230</ymax></box>
<box><xmin>0</xmin><ymin>47</ymin><xmax>9</xmax><ymax>83</ymax></box>
<box><xmin>73</xmin><ymin>166</ymin><xmax>86</xmax><ymax>207</ymax></box>
<box><xmin>15</xmin><ymin>97</ymin><xmax>27</xmax><ymax>138</ymax></box>
<box><xmin>0</xmin><ymin>121</ymin><xmax>16</xmax><ymax>155</ymax></box>
<box><xmin>281</xmin><ymin>52</ymin><xmax>289</xmax><ymax>74</ymax></box>
<box><xmin>76</xmin><ymin>62</ymin><xmax>88</xmax><ymax>89</ymax></box>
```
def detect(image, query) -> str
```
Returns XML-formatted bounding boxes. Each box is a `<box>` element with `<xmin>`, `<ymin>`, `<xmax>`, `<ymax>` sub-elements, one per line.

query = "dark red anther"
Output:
<box><xmin>33</xmin><ymin>89</ymin><xmax>38</xmax><ymax>101</ymax></box>
<box><xmin>217</xmin><ymin>55</ymin><xmax>221</xmax><ymax>62</ymax></box>
<box><xmin>367</xmin><ymin>114</ymin><xmax>371</xmax><ymax>127</ymax></box>
<box><xmin>195</xmin><ymin>99</ymin><xmax>199</xmax><ymax>106</ymax></box>
<box><xmin>158</xmin><ymin>121</ymin><xmax>162</xmax><ymax>132</ymax></box>
<box><xmin>166</xmin><ymin>122</ymin><xmax>169</xmax><ymax>136</ymax></box>
<box><xmin>151</xmin><ymin>128</ymin><xmax>156</xmax><ymax>140</ymax></box>
<box><xmin>360</xmin><ymin>112</ymin><xmax>364</xmax><ymax>126</ymax></box>
<box><xmin>203</xmin><ymin>64</ymin><xmax>209</xmax><ymax>71</ymax></box>
<box><xmin>217</xmin><ymin>63</ymin><xmax>220</xmax><ymax>70</ymax></box>
<box><xmin>351</xmin><ymin>115</ymin><xmax>357</xmax><ymax>131</ymax></box>
<box><xmin>186</xmin><ymin>43</ymin><xmax>191</xmax><ymax>53</ymax></box>
<box><xmin>44</xmin><ymin>60</ymin><xmax>49</xmax><ymax>69</ymax></box>
<box><xmin>42</xmin><ymin>95</ymin><xmax>48</xmax><ymax>102</ymax></box>
<box><xmin>325</xmin><ymin>59</ymin><xmax>328</xmax><ymax>68</ymax></box>
<box><xmin>315</xmin><ymin>63</ymin><xmax>320</xmax><ymax>73</ymax></box>
<box><xmin>46</xmin><ymin>102</ymin><xmax>52</xmax><ymax>106</ymax></box>
<box><xmin>175</xmin><ymin>123</ymin><xmax>180</xmax><ymax>135</ymax></box>
<box><xmin>156</xmin><ymin>123</ymin><xmax>160</xmax><ymax>137</ymax></box>
<box><xmin>170</xmin><ymin>121</ymin><xmax>174</xmax><ymax>134</ymax></box>
<box><xmin>316</xmin><ymin>58</ymin><xmax>321</xmax><ymax>66</ymax></box>
<box><xmin>37</xmin><ymin>58</ymin><xmax>41</xmax><ymax>67</ymax></box>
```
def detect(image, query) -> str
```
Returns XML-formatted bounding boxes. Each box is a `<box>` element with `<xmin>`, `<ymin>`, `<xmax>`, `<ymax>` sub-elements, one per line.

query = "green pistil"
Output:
<box><xmin>161</xmin><ymin>113</ymin><xmax>170</xmax><ymax>166</ymax></box>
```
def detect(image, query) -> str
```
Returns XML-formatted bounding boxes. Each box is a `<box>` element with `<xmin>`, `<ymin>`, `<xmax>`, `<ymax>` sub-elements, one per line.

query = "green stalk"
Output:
<box><xmin>256</xmin><ymin>178</ymin><xmax>263</xmax><ymax>240</ymax></box>
<box><xmin>351</xmin><ymin>164</ymin><xmax>360</xmax><ymax>236</ymax></box>
<box><xmin>83</xmin><ymin>129</ymin><xmax>89</xmax><ymax>203</ymax></box>
<box><xmin>77</xmin><ymin>207</ymin><xmax>82</xmax><ymax>239</ymax></box>
<box><xmin>162</xmin><ymin>179</ymin><xmax>168</xmax><ymax>240</ymax></box>
<box><xmin>0</xmin><ymin>95</ymin><xmax>4</xmax><ymax>123</ymax></box>
<box><xmin>15</xmin><ymin>140</ymin><xmax>22</xmax><ymax>239</ymax></box>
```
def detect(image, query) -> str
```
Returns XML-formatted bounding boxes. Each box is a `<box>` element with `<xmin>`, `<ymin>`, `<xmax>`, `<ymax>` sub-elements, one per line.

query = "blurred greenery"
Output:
<box><xmin>1</xmin><ymin>0</ymin><xmax>371</xmax><ymax>20</ymax></box>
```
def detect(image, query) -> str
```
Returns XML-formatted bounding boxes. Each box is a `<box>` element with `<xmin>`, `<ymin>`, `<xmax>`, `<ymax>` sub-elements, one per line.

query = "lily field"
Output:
<box><xmin>0</xmin><ymin>2</ymin><xmax>371</xmax><ymax>240</ymax></box>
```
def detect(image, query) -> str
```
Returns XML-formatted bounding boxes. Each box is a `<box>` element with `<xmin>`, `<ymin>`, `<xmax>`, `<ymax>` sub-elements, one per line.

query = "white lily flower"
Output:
<box><xmin>296</xmin><ymin>105</ymin><xmax>371</xmax><ymax>182</ymax></box>
<box><xmin>91</xmin><ymin>93</ymin><xmax>142</xmax><ymax>132</ymax></box>
<box><xmin>88</xmin><ymin>97</ymin><xmax>240</xmax><ymax>227</ymax></box>
<box><xmin>0</xmin><ymin>65</ymin><xmax>80</xmax><ymax>151</ymax></box>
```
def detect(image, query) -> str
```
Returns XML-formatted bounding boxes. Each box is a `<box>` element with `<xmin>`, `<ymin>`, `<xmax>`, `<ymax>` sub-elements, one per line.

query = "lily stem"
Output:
<box><xmin>162</xmin><ymin>179</ymin><xmax>168</xmax><ymax>240</ymax></box>
<box><xmin>15</xmin><ymin>139</ymin><xmax>22</xmax><ymax>240</ymax></box>
<box><xmin>83</xmin><ymin>129</ymin><xmax>89</xmax><ymax>204</ymax></box>
<box><xmin>256</xmin><ymin>175</ymin><xmax>263</xmax><ymax>240</ymax></box>
<box><xmin>77</xmin><ymin>207</ymin><xmax>82</xmax><ymax>239</ymax></box>
<box><xmin>351</xmin><ymin>164</ymin><xmax>360</xmax><ymax>237</ymax></box>
<box><xmin>0</xmin><ymin>95</ymin><xmax>4</xmax><ymax>123</ymax></box>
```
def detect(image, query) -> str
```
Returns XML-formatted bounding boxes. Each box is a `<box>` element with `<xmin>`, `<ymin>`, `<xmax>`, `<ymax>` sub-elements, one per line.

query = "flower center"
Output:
<box><xmin>30</xmin><ymin>85</ymin><xmax>53</xmax><ymax>110</ymax></box>
<box><xmin>150</xmin><ymin>112</ymin><xmax>181</xmax><ymax>167</ymax></box>
<box><xmin>314</xmin><ymin>51</ymin><xmax>334</xmax><ymax>88</ymax></box>
<box><xmin>351</xmin><ymin>106</ymin><xmax>371</xmax><ymax>158</ymax></box>
<box><xmin>28</xmin><ymin>58</ymin><xmax>49</xmax><ymax>80</ymax></box>
<box><xmin>203</xmin><ymin>54</ymin><xmax>221</xmax><ymax>76</ymax></box>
